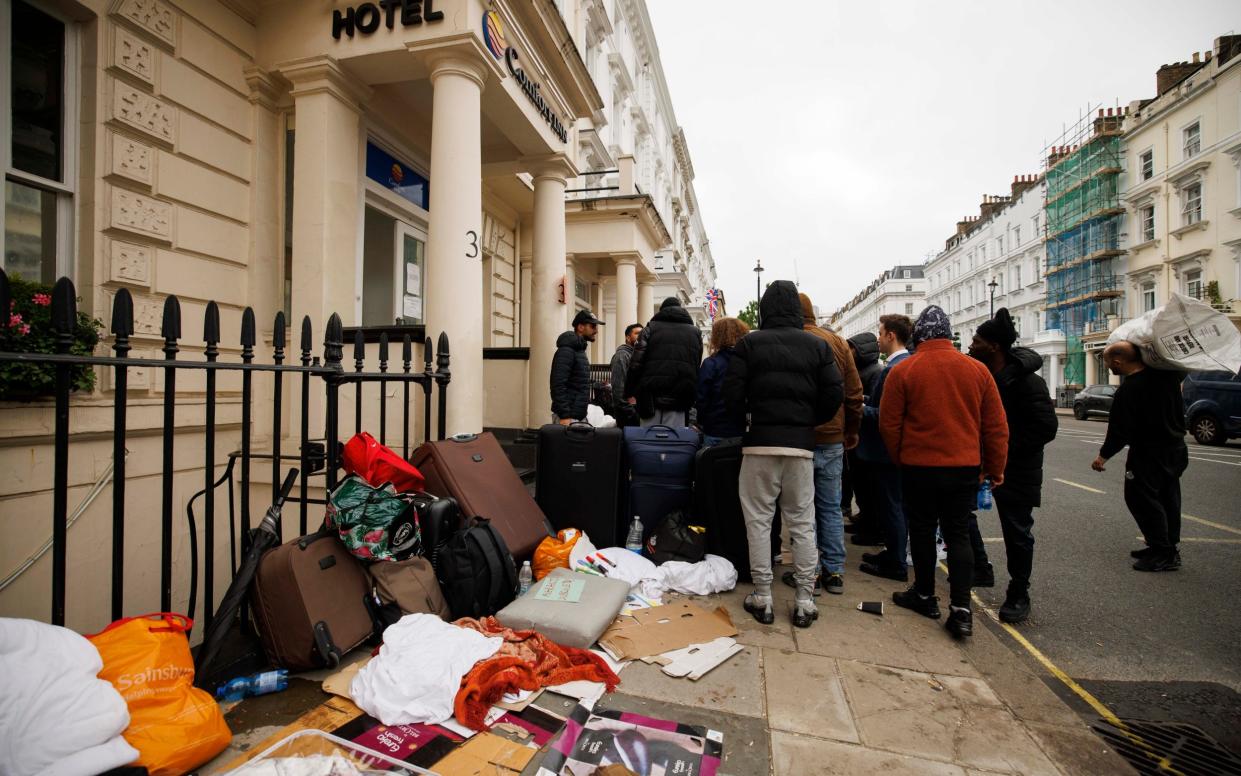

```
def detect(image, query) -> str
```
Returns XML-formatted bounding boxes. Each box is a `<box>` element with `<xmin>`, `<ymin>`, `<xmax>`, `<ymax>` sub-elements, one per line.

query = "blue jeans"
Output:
<box><xmin>874</xmin><ymin>464</ymin><xmax>907</xmax><ymax>572</ymax></box>
<box><xmin>703</xmin><ymin>434</ymin><xmax>742</xmax><ymax>448</ymax></box>
<box><xmin>813</xmin><ymin>443</ymin><xmax>845</xmax><ymax>575</ymax></box>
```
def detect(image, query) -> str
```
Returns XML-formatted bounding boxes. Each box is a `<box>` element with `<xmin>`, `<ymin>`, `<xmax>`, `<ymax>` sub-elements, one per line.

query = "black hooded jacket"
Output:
<box><xmin>550</xmin><ymin>330</ymin><xmax>590</xmax><ymax>420</ymax></box>
<box><xmin>847</xmin><ymin>333</ymin><xmax>883</xmax><ymax>396</ymax></box>
<box><xmin>723</xmin><ymin>281</ymin><xmax>845</xmax><ymax>450</ymax></box>
<box><xmin>994</xmin><ymin>346</ymin><xmax>1058</xmax><ymax>506</ymax></box>
<box><xmin>624</xmin><ymin>302</ymin><xmax>703</xmax><ymax>416</ymax></box>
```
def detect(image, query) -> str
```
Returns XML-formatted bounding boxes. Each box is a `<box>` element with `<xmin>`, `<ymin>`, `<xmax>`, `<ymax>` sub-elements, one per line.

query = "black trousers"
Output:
<box><xmin>1124</xmin><ymin>445</ymin><xmax>1188</xmax><ymax>551</ymax></box>
<box><xmin>903</xmin><ymin>465</ymin><xmax>979</xmax><ymax>608</ymax></box>
<box><xmin>969</xmin><ymin>493</ymin><xmax>1036</xmax><ymax>593</ymax></box>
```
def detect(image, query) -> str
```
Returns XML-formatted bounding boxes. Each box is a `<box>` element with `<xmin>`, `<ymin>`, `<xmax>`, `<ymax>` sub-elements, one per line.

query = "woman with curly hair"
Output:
<box><xmin>695</xmin><ymin>316</ymin><xmax>750</xmax><ymax>446</ymax></box>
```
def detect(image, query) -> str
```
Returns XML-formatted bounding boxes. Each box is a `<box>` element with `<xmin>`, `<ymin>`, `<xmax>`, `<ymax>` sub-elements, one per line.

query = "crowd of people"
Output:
<box><xmin>548</xmin><ymin>280</ymin><xmax>1190</xmax><ymax>637</ymax></box>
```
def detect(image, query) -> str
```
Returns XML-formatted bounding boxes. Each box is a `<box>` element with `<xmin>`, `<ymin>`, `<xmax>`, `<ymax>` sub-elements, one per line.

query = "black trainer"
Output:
<box><xmin>892</xmin><ymin>587</ymin><xmax>941</xmax><ymax>619</ymax></box>
<box><xmin>1133</xmin><ymin>550</ymin><xmax>1180</xmax><ymax>572</ymax></box>
<box><xmin>1130</xmin><ymin>546</ymin><xmax>1155</xmax><ymax>559</ymax></box>
<box><xmin>973</xmin><ymin>563</ymin><xmax>995</xmax><ymax>588</ymax></box>
<box><xmin>781</xmin><ymin>570</ymin><xmax>822</xmax><ymax>596</ymax></box>
<box><xmin>861</xmin><ymin>550</ymin><xmax>890</xmax><ymax>565</ymax></box>
<box><xmin>851</xmin><ymin>533</ymin><xmax>885</xmax><ymax>547</ymax></box>
<box><xmin>743</xmin><ymin>593</ymin><xmax>775</xmax><ymax>625</ymax></box>
<box><xmin>945</xmin><ymin>607</ymin><xmax>973</xmax><ymax>638</ymax></box>
<box><xmin>823</xmin><ymin>573</ymin><xmax>844</xmax><ymax>595</ymax></box>
<box><xmin>792</xmin><ymin>604</ymin><xmax>819</xmax><ymax>629</ymax></box>
<box><xmin>859</xmin><ymin>561</ymin><xmax>909</xmax><ymax>582</ymax></box>
<box><xmin>998</xmin><ymin>591</ymin><xmax>1030</xmax><ymax>624</ymax></box>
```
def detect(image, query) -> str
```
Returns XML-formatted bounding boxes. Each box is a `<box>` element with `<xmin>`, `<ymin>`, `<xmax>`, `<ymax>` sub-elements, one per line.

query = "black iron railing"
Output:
<box><xmin>0</xmin><ymin>271</ymin><xmax>451</xmax><ymax>628</ymax></box>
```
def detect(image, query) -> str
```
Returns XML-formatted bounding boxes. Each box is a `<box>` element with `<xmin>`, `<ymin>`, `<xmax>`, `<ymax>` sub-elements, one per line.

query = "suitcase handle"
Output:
<box><xmin>449</xmin><ymin>433</ymin><xmax>479</xmax><ymax>443</ymax></box>
<box><xmin>642</xmin><ymin>424</ymin><xmax>678</xmax><ymax>439</ymax></box>
<box><xmin>566</xmin><ymin>421</ymin><xmax>596</xmax><ymax>439</ymax></box>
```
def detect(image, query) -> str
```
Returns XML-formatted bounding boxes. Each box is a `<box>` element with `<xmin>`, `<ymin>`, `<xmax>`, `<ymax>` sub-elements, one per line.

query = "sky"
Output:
<box><xmin>645</xmin><ymin>0</ymin><xmax>1239</xmax><ymax>318</ymax></box>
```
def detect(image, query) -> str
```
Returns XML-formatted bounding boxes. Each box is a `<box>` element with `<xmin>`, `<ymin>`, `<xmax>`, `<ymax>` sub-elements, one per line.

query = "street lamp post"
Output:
<box><xmin>988</xmin><ymin>276</ymin><xmax>999</xmax><ymax>317</ymax></box>
<box><xmin>754</xmin><ymin>259</ymin><xmax>763</xmax><ymax>327</ymax></box>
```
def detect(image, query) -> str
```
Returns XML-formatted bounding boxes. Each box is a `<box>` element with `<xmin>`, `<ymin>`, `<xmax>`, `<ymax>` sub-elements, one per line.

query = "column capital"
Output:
<box><xmin>613</xmin><ymin>252</ymin><xmax>641</xmax><ymax>268</ymax></box>
<box><xmin>425</xmin><ymin>52</ymin><xmax>490</xmax><ymax>89</ymax></box>
<box><xmin>523</xmin><ymin>153</ymin><xmax>578</xmax><ymax>184</ymax></box>
<box><xmin>277</xmin><ymin>55</ymin><xmax>371</xmax><ymax>113</ymax></box>
<box><xmin>244</xmin><ymin>66</ymin><xmax>290</xmax><ymax>111</ymax></box>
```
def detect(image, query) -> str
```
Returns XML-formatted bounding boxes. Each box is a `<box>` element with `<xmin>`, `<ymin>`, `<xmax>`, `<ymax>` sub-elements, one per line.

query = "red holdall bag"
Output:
<box><xmin>343</xmin><ymin>431</ymin><xmax>426</xmax><ymax>493</ymax></box>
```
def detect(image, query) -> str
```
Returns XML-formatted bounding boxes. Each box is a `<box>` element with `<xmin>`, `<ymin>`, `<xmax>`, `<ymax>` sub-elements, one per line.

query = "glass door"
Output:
<box><xmin>395</xmin><ymin>221</ymin><xmax>425</xmax><ymax>325</ymax></box>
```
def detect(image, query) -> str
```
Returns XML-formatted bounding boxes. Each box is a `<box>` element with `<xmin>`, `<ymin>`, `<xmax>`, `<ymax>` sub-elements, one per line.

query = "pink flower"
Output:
<box><xmin>8</xmin><ymin>313</ymin><xmax>22</xmax><ymax>328</ymax></box>
<box><xmin>18</xmin><ymin>324</ymin><xmax>30</xmax><ymax>336</ymax></box>
<box><xmin>363</xmin><ymin>529</ymin><xmax>385</xmax><ymax>543</ymax></box>
<box><xmin>32</xmin><ymin>293</ymin><xmax>51</xmax><ymax>307</ymax></box>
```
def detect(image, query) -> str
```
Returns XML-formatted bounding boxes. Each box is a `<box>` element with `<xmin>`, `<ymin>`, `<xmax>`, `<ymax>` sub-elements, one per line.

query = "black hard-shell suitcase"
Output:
<box><xmin>624</xmin><ymin>425</ymin><xmax>699</xmax><ymax>541</ymax></box>
<box><xmin>694</xmin><ymin>441</ymin><xmax>749</xmax><ymax>577</ymax></box>
<box><xmin>536</xmin><ymin>422</ymin><xmax>626</xmax><ymax>548</ymax></box>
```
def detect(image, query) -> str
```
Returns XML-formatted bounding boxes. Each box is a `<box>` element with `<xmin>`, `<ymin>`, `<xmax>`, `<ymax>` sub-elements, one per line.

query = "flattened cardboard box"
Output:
<box><xmin>598</xmin><ymin>601</ymin><xmax>737</xmax><ymax>661</ymax></box>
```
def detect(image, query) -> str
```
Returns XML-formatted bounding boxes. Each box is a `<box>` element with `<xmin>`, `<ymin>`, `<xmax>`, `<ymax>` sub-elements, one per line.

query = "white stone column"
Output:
<box><xmin>614</xmin><ymin>256</ymin><xmax>638</xmax><ymax>349</ymax></box>
<box><xmin>527</xmin><ymin>160</ymin><xmax>574</xmax><ymax>427</ymax></box>
<box><xmin>637</xmin><ymin>280</ymin><xmax>654</xmax><ymax>324</ymax></box>
<box><xmin>1048</xmin><ymin>353</ymin><xmax>1061</xmax><ymax>399</ymax></box>
<box><xmin>424</xmin><ymin>55</ymin><xmax>488</xmax><ymax>435</ymax></box>
<box><xmin>592</xmin><ymin>281</ymin><xmax>606</xmax><ymax>363</ymax></box>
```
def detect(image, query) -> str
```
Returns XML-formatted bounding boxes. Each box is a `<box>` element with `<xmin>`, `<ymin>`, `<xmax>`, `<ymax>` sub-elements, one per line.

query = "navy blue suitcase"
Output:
<box><xmin>623</xmin><ymin>425</ymin><xmax>699</xmax><ymax>540</ymax></box>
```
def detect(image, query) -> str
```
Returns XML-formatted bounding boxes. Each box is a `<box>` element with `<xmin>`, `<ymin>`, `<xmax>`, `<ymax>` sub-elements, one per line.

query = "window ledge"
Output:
<box><xmin>1130</xmin><ymin>239</ymin><xmax>1160</xmax><ymax>253</ymax></box>
<box><xmin>1171</xmin><ymin>220</ymin><xmax>1209</xmax><ymax>239</ymax></box>
<box><xmin>1229</xmin><ymin>206</ymin><xmax>1241</xmax><ymax>220</ymax></box>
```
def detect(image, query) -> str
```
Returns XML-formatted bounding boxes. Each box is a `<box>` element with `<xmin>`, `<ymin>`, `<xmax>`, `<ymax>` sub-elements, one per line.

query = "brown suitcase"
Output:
<box><xmin>367</xmin><ymin>557</ymin><xmax>450</xmax><ymax>620</ymax></box>
<box><xmin>250</xmin><ymin>531</ymin><xmax>373</xmax><ymax>670</ymax></box>
<box><xmin>409</xmin><ymin>432</ymin><xmax>550</xmax><ymax>562</ymax></box>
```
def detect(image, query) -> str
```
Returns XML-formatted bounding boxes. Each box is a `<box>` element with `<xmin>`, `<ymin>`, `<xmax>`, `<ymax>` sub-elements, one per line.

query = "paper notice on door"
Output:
<box><xmin>403</xmin><ymin>294</ymin><xmax>422</xmax><ymax>320</ymax></box>
<box><xmin>405</xmin><ymin>262</ymin><xmax>421</xmax><ymax>293</ymax></box>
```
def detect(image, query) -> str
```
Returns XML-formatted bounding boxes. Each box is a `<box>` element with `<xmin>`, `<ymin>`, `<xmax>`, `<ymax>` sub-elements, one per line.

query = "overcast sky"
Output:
<box><xmin>646</xmin><ymin>1</ymin><xmax>1239</xmax><ymax>318</ymax></box>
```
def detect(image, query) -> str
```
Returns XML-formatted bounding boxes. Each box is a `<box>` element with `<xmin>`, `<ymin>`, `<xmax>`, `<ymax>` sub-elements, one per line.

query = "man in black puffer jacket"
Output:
<box><xmin>844</xmin><ymin>331</ymin><xmax>885</xmax><ymax>546</ymax></box>
<box><xmin>847</xmin><ymin>332</ymin><xmax>883</xmax><ymax>395</ymax></box>
<box><xmin>967</xmin><ymin>308</ymin><xmax>1058</xmax><ymax>623</ymax></box>
<box><xmin>624</xmin><ymin>297</ymin><xmax>703</xmax><ymax>427</ymax></box>
<box><xmin>724</xmin><ymin>280</ymin><xmax>844</xmax><ymax>629</ymax></box>
<box><xmin>550</xmin><ymin>310</ymin><xmax>604</xmax><ymax>424</ymax></box>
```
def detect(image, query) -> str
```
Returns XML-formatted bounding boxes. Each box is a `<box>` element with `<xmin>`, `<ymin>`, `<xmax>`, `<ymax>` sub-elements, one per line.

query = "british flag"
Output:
<box><xmin>704</xmin><ymin>287</ymin><xmax>721</xmax><ymax>321</ymax></box>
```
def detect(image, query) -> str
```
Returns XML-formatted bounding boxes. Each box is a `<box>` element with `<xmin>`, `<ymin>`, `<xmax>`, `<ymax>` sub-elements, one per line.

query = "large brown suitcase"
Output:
<box><xmin>409</xmin><ymin>432</ymin><xmax>549</xmax><ymax>562</ymax></box>
<box><xmin>250</xmin><ymin>531</ymin><xmax>373</xmax><ymax>671</ymax></box>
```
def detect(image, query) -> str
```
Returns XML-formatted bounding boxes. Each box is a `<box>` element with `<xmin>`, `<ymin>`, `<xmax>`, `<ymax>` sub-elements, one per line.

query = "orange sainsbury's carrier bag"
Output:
<box><xmin>88</xmin><ymin>613</ymin><xmax>231</xmax><ymax>776</ymax></box>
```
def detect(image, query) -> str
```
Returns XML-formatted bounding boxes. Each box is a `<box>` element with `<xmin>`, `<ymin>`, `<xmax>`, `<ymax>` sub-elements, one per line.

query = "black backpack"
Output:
<box><xmin>434</xmin><ymin>517</ymin><xmax>518</xmax><ymax>619</ymax></box>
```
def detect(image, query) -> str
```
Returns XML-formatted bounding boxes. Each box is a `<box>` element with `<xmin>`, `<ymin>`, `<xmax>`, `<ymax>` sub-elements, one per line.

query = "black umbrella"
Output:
<box><xmin>194</xmin><ymin>468</ymin><xmax>299</xmax><ymax>685</ymax></box>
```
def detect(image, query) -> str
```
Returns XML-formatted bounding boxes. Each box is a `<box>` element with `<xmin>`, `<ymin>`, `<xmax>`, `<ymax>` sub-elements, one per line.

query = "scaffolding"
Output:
<box><xmin>1043</xmin><ymin>105</ymin><xmax>1127</xmax><ymax>387</ymax></box>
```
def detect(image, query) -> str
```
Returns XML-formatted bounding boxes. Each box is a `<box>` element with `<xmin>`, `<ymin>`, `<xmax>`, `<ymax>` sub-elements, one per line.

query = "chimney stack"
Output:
<box><xmin>1012</xmin><ymin>173</ymin><xmax>1039</xmax><ymax>200</ymax></box>
<box><xmin>1157</xmin><ymin>58</ymin><xmax>1206</xmax><ymax>96</ymax></box>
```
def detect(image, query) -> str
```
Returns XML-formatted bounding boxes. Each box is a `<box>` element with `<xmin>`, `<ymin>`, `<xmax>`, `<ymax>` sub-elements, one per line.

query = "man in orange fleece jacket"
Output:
<box><xmin>879</xmin><ymin>305</ymin><xmax>1008</xmax><ymax>638</ymax></box>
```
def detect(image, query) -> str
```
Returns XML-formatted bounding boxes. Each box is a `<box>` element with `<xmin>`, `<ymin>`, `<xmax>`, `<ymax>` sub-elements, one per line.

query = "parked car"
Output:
<box><xmin>1183</xmin><ymin>370</ymin><xmax>1241</xmax><ymax>446</ymax></box>
<box><xmin>1073</xmin><ymin>384</ymin><xmax>1116</xmax><ymax>420</ymax></box>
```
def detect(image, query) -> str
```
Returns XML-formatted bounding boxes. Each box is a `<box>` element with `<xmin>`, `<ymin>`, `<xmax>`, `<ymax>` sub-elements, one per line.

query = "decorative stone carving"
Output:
<box><xmin>113</xmin><ymin>27</ymin><xmax>155</xmax><ymax>84</ymax></box>
<box><xmin>110</xmin><ymin>188</ymin><xmax>172</xmax><ymax>240</ymax></box>
<box><xmin>114</xmin><ymin>0</ymin><xmax>176</xmax><ymax>47</ymax></box>
<box><xmin>112</xmin><ymin>82</ymin><xmax>175</xmax><ymax>143</ymax></box>
<box><xmin>110</xmin><ymin>133</ymin><xmax>152</xmax><ymax>184</ymax></box>
<box><xmin>132</xmin><ymin>296</ymin><xmax>164</xmax><ymax>336</ymax></box>
<box><xmin>108</xmin><ymin>240</ymin><xmax>152</xmax><ymax>285</ymax></box>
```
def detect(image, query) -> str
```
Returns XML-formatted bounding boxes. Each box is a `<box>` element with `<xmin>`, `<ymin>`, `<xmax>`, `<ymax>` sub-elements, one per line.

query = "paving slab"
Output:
<box><xmin>612</xmin><ymin>643</ymin><xmax>766</xmax><ymax>718</ymax></box>
<box><xmin>1022</xmin><ymin>722</ymin><xmax>1137</xmax><ymax>776</ymax></box>
<box><xmin>763</xmin><ymin>648</ymin><xmax>859</xmax><ymax>744</ymax></box>
<box><xmin>771</xmin><ymin>730</ymin><xmax>968</xmax><ymax>776</ymax></box>
<box><xmin>793</xmin><ymin>603</ymin><xmax>943</xmax><ymax>672</ymax></box>
<box><xmin>687</xmin><ymin>588</ymin><xmax>798</xmax><ymax>651</ymax></box>
<box><xmin>838</xmin><ymin>659</ymin><xmax>1061</xmax><ymax>774</ymax></box>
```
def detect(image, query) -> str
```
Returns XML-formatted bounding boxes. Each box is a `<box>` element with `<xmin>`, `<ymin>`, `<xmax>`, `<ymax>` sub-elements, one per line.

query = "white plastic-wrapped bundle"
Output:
<box><xmin>1107</xmin><ymin>294</ymin><xmax>1240</xmax><ymax>374</ymax></box>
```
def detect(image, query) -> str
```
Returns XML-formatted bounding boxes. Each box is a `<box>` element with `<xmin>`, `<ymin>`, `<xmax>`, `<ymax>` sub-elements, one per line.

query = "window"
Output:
<box><xmin>1032</xmin><ymin>214</ymin><xmax>1040</xmax><ymax>236</ymax></box>
<box><xmin>1034</xmin><ymin>256</ymin><xmax>1042</xmax><ymax>282</ymax></box>
<box><xmin>1183</xmin><ymin>122</ymin><xmax>1200</xmax><ymax>159</ymax></box>
<box><xmin>1139</xmin><ymin>204</ymin><xmax>1155</xmax><ymax>242</ymax></box>
<box><xmin>904</xmin><ymin>302</ymin><xmax>914</xmax><ymax>315</ymax></box>
<box><xmin>997</xmin><ymin>236</ymin><xmax>1004</xmax><ymax>256</ymax></box>
<box><xmin>1014</xmin><ymin>264</ymin><xmax>1022</xmax><ymax>288</ymax></box>
<box><xmin>1139</xmin><ymin>149</ymin><xmax>1154</xmax><ymax>180</ymax></box>
<box><xmin>979</xmin><ymin>245</ymin><xmax>986</xmax><ymax>262</ymax></box>
<box><xmin>904</xmin><ymin>284</ymin><xmax>913</xmax><ymax>292</ymax></box>
<box><xmin>1014</xmin><ymin>226</ymin><xmax>1021</xmax><ymax>246</ymax></box>
<box><xmin>902</xmin><ymin>269</ymin><xmax>911</xmax><ymax>279</ymax></box>
<box><xmin>1184</xmin><ymin>268</ymin><xmax>1203</xmax><ymax>300</ymax></box>
<box><xmin>1182</xmin><ymin>182</ymin><xmax>1202</xmax><ymax>226</ymax></box>
<box><xmin>361</xmin><ymin>206</ymin><xmax>426</xmax><ymax>326</ymax></box>
<box><xmin>1141</xmin><ymin>281</ymin><xmax>1156</xmax><ymax>312</ymax></box>
<box><xmin>3</xmin><ymin>0</ymin><xmax>76</xmax><ymax>284</ymax></box>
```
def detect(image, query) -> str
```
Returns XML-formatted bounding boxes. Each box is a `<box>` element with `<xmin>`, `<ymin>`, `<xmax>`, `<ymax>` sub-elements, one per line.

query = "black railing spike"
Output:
<box><xmin>423</xmin><ymin>335</ymin><xmax>433</xmax><ymax>370</ymax></box>
<box><xmin>436</xmin><ymin>332</ymin><xmax>450</xmax><ymax>370</ymax></box>
<box><xmin>353</xmin><ymin>328</ymin><xmax>365</xmax><ymax>371</ymax></box>
<box><xmin>324</xmin><ymin>313</ymin><xmax>343</xmax><ymax>367</ymax></box>
<box><xmin>299</xmin><ymin>315</ymin><xmax>312</xmax><ymax>355</ymax></box>
<box><xmin>51</xmin><ymin>277</ymin><xmax>77</xmax><ymax>336</ymax></box>
<box><xmin>111</xmin><ymin>288</ymin><xmax>135</xmax><ymax>338</ymax></box>
<box><xmin>240</xmin><ymin>308</ymin><xmax>256</xmax><ymax>350</ymax></box>
<box><xmin>272</xmin><ymin>311</ymin><xmax>286</xmax><ymax>363</ymax></box>
<box><xmin>0</xmin><ymin>268</ymin><xmax>10</xmax><ymax>322</ymax></box>
<box><xmin>203</xmin><ymin>301</ymin><xmax>221</xmax><ymax>346</ymax></box>
<box><xmin>378</xmin><ymin>332</ymin><xmax>389</xmax><ymax>369</ymax></box>
<box><xmin>161</xmin><ymin>296</ymin><xmax>182</xmax><ymax>342</ymax></box>
<box><xmin>402</xmin><ymin>334</ymin><xmax>412</xmax><ymax>368</ymax></box>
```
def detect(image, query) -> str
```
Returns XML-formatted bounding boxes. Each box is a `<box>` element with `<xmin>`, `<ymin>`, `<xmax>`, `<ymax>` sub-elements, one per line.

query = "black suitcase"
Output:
<box><xmin>624</xmin><ymin>425</ymin><xmax>699</xmax><ymax>541</ymax></box>
<box><xmin>536</xmin><ymin>422</ymin><xmax>626</xmax><ymax>548</ymax></box>
<box><xmin>694</xmin><ymin>442</ymin><xmax>748</xmax><ymax>577</ymax></box>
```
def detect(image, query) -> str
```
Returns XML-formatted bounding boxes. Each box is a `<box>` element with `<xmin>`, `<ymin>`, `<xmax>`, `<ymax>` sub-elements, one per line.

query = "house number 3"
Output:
<box><xmin>465</xmin><ymin>230</ymin><xmax>479</xmax><ymax>259</ymax></box>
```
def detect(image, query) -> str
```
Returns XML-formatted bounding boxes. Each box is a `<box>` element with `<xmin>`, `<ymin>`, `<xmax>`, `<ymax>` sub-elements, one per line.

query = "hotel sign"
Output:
<box><xmin>483</xmin><ymin>11</ymin><xmax>569</xmax><ymax>144</ymax></box>
<box><xmin>332</xmin><ymin>0</ymin><xmax>444</xmax><ymax>40</ymax></box>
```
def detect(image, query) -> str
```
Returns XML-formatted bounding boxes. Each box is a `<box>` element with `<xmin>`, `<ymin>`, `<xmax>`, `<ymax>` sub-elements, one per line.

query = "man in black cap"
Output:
<box><xmin>550</xmin><ymin>310</ymin><xmax>604</xmax><ymax>425</ymax></box>
<box><xmin>624</xmin><ymin>297</ymin><xmax>703</xmax><ymax>428</ymax></box>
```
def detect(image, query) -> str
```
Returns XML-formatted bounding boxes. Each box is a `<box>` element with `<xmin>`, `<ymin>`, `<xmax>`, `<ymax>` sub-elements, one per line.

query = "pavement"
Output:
<box><xmin>206</xmin><ymin>565</ymin><xmax>1135</xmax><ymax>775</ymax></box>
<box><xmin>970</xmin><ymin>412</ymin><xmax>1241</xmax><ymax>761</ymax></box>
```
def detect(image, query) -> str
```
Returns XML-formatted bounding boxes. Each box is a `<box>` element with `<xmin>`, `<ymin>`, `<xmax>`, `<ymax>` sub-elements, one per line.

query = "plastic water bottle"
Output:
<box><xmin>625</xmin><ymin>516</ymin><xmax>645</xmax><ymax>554</ymax></box>
<box><xmin>518</xmin><ymin>560</ymin><xmax>533</xmax><ymax>595</ymax></box>
<box><xmin>216</xmin><ymin>669</ymin><xmax>288</xmax><ymax>702</ymax></box>
<box><xmin>977</xmin><ymin>479</ymin><xmax>993</xmax><ymax>511</ymax></box>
